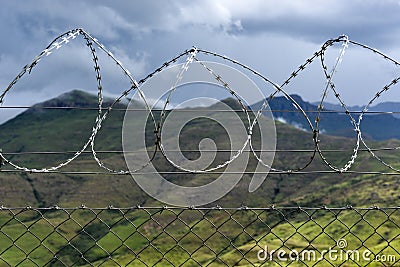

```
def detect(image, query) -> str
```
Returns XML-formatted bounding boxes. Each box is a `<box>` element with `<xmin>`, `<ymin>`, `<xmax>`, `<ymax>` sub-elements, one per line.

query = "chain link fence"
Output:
<box><xmin>0</xmin><ymin>205</ymin><xmax>398</xmax><ymax>266</ymax></box>
<box><xmin>0</xmin><ymin>29</ymin><xmax>400</xmax><ymax>267</ymax></box>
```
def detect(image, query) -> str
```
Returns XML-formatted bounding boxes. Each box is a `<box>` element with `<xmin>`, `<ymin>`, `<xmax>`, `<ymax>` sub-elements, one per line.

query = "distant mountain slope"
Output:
<box><xmin>1</xmin><ymin>90</ymin><xmax>399</xmax><ymax>266</ymax></box>
<box><xmin>252</xmin><ymin>94</ymin><xmax>400</xmax><ymax>140</ymax></box>
<box><xmin>0</xmin><ymin>90</ymin><xmax>399</xmax><ymax>208</ymax></box>
<box><xmin>0</xmin><ymin>90</ymin><xmax>127</xmax><ymax>162</ymax></box>
<box><xmin>316</xmin><ymin>101</ymin><xmax>400</xmax><ymax>119</ymax></box>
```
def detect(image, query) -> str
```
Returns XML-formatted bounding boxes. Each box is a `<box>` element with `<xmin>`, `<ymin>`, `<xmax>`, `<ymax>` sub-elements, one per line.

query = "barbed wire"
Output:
<box><xmin>3</xmin><ymin>169</ymin><xmax>400</xmax><ymax>176</ymax></box>
<box><xmin>1</xmin><ymin>28</ymin><xmax>400</xmax><ymax>176</ymax></box>
<box><xmin>2</xmin><ymin>145</ymin><xmax>400</xmax><ymax>155</ymax></box>
<box><xmin>4</xmin><ymin>105</ymin><xmax>400</xmax><ymax>115</ymax></box>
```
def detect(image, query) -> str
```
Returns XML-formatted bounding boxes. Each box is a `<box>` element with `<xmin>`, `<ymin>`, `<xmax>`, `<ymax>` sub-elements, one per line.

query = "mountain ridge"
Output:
<box><xmin>0</xmin><ymin>89</ymin><xmax>399</xmax><ymax>208</ymax></box>
<box><xmin>314</xmin><ymin>100</ymin><xmax>400</xmax><ymax>119</ymax></box>
<box><xmin>254</xmin><ymin>94</ymin><xmax>400</xmax><ymax>140</ymax></box>
<box><xmin>0</xmin><ymin>90</ymin><xmax>398</xmax><ymax>265</ymax></box>
<box><xmin>4</xmin><ymin>90</ymin><xmax>400</xmax><ymax>141</ymax></box>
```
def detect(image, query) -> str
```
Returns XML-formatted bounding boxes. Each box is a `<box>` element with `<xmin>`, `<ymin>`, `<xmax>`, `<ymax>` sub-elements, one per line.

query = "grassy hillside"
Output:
<box><xmin>0</xmin><ymin>90</ymin><xmax>399</xmax><ymax>208</ymax></box>
<box><xmin>0</xmin><ymin>90</ymin><xmax>399</xmax><ymax>266</ymax></box>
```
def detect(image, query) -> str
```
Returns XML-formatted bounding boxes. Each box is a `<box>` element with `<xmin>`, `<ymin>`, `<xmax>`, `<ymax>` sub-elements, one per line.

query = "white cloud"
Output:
<box><xmin>107</xmin><ymin>46</ymin><xmax>148</xmax><ymax>78</ymax></box>
<box><xmin>178</xmin><ymin>0</ymin><xmax>234</xmax><ymax>31</ymax></box>
<box><xmin>211</xmin><ymin>0</ymin><xmax>340</xmax><ymax>19</ymax></box>
<box><xmin>275</xmin><ymin>116</ymin><xmax>287</xmax><ymax>124</ymax></box>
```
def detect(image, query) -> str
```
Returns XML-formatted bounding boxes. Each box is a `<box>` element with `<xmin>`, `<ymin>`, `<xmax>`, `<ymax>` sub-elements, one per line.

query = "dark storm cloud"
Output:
<box><xmin>237</xmin><ymin>1</ymin><xmax>400</xmax><ymax>47</ymax></box>
<box><xmin>1</xmin><ymin>0</ymin><xmax>400</xmax><ymax>123</ymax></box>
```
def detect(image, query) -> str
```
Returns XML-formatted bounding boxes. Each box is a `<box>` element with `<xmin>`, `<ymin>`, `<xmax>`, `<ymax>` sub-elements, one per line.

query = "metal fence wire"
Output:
<box><xmin>0</xmin><ymin>205</ymin><xmax>398</xmax><ymax>266</ymax></box>
<box><xmin>1</xmin><ymin>29</ymin><xmax>400</xmax><ymax>267</ymax></box>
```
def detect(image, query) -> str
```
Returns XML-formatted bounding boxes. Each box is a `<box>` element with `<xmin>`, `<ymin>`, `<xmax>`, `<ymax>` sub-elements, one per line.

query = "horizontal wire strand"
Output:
<box><xmin>1</xmin><ymin>105</ymin><xmax>400</xmax><ymax>115</ymax></box>
<box><xmin>1</xmin><ymin>146</ymin><xmax>400</xmax><ymax>155</ymax></box>
<box><xmin>1</xmin><ymin>169</ymin><xmax>400</xmax><ymax>175</ymax></box>
<box><xmin>0</xmin><ymin>206</ymin><xmax>397</xmax><ymax>210</ymax></box>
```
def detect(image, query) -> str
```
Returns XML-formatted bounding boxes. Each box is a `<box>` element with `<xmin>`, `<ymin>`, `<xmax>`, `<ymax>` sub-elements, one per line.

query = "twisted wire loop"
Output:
<box><xmin>1</xmin><ymin>29</ymin><xmax>400</xmax><ymax>175</ymax></box>
<box><xmin>0</xmin><ymin>206</ymin><xmax>398</xmax><ymax>266</ymax></box>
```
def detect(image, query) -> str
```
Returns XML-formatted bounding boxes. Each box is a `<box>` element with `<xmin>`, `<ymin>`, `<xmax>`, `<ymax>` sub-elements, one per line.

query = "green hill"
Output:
<box><xmin>0</xmin><ymin>90</ymin><xmax>399</xmax><ymax>266</ymax></box>
<box><xmin>0</xmin><ymin>89</ymin><xmax>399</xmax><ymax>208</ymax></box>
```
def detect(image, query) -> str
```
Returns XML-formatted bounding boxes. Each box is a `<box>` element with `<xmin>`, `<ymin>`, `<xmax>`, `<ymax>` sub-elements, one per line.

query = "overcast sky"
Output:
<box><xmin>1</xmin><ymin>0</ymin><xmax>400</xmax><ymax>122</ymax></box>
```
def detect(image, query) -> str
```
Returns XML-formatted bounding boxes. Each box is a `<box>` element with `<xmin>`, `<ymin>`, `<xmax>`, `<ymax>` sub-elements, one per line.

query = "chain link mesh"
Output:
<box><xmin>0</xmin><ymin>206</ymin><xmax>398</xmax><ymax>266</ymax></box>
<box><xmin>1</xmin><ymin>29</ymin><xmax>400</xmax><ymax>266</ymax></box>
